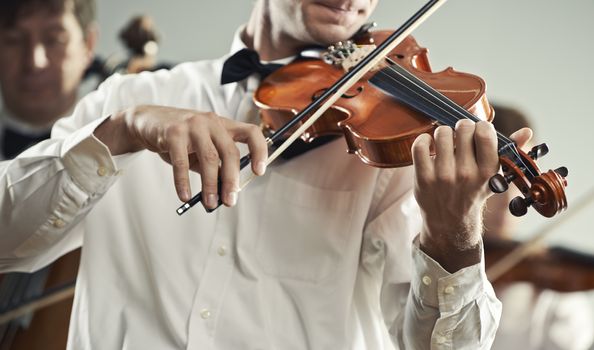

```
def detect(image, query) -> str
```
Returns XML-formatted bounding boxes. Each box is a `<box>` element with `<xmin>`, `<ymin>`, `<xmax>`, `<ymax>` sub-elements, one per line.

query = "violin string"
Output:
<box><xmin>375</xmin><ymin>61</ymin><xmax>538</xmax><ymax>178</ymax></box>
<box><xmin>376</xmin><ymin>60</ymin><xmax>530</xmax><ymax>167</ymax></box>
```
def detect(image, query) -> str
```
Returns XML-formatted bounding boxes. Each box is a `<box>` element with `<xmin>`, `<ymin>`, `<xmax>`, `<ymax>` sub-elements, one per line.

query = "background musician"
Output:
<box><xmin>0</xmin><ymin>0</ymin><xmax>96</xmax><ymax>348</ymax></box>
<box><xmin>485</xmin><ymin>104</ymin><xmax>594</xmax><ymax>350</ymax></box>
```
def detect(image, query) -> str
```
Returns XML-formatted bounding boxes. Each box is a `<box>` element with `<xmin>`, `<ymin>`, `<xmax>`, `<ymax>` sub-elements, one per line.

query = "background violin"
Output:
<box><xmin>485</xmin><ymin>237</ymin><xmax>594</xmax><ymax>292</ymax></box>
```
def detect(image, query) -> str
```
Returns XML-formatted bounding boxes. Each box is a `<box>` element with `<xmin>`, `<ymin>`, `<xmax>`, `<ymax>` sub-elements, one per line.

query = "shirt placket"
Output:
<box><xmin>186</xmin><ymin>208</ymin><xmax>236</xmax><ymax>349</ymax></box>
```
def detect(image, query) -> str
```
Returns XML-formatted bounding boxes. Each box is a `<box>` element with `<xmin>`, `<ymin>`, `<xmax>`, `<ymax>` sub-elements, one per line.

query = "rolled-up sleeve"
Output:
<box><xmin>0</xmin><ymin>122</ymin><xmax>121</xmax><ymax>272</ymax></box>
<box><xmin>404</xmin><ymin>236</ymin><xmax>501</xmax><ymax>349</ymax></box>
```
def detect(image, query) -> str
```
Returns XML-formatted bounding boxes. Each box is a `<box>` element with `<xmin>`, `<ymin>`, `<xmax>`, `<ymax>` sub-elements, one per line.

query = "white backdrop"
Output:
<box><xmin>94</xmin><ymin>0</ymin><xmax>592</xmax><ymax>254</ymax></box>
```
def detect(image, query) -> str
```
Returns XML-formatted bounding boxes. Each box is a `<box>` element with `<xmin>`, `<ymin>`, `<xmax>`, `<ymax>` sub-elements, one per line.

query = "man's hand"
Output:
<box><xmin>411</xmin><ymin>119</ymin><xmax>532</xmax><ymax>272</ymax></box>
<box><xmin>93</xmin><ymin>105</ymin><xmax>268</xmax><ymax>209</ymax></box>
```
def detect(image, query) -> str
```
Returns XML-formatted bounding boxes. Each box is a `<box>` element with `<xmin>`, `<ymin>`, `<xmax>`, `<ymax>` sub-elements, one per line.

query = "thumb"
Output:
<box><xmin>509</xmin><ymin>127</ymin><xmax>533</xmax><ymax>151</ymax></box>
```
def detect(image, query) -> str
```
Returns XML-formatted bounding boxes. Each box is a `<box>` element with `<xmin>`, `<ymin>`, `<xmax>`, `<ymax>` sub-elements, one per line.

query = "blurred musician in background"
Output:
<box><xmin>485</xmin><ymin>104</ymin><xmax>594</xmax><ymax>350</ymax></box>
<box><xmin>0</xmin><ymin>0</ymin><xmax>97</xmax><ymax>160</ymax></box>
<box><xmin>0</xmin><ymin>0</ymin><xmax>96</xmax><ymax>348</ymax></box>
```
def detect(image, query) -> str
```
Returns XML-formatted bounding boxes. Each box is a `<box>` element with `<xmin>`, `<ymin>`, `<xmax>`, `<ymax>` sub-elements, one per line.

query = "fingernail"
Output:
<box><xmin>256</xmin><ymin>161</ymin><xmax>266</xmax><ymax>175</ymax></box>
<box><xmin>227</xmin><ymin>191</ymin><xmax>238</xmax><ymax>206</ymax></box>
<box><xmin>205</xmin><ymin>193</ymin><xmax>218</xmax><ymax>208</ymax></box>
<box><xmin>182</xmin><ymin>190</ymin><xmax>190</xmax><ymax>201</ymax></box>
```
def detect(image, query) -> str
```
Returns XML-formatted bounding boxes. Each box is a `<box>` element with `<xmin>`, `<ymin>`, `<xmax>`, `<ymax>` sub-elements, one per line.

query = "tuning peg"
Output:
<box><xmin>509</xmin><ymin>196</ymin><xmax>534</xmax><ymax>217</ymax></box>
<box><xmin>527</xmin><ymin>143</ymin><xmax>549</xmax><ymax>160</ymax></box>
<box><xmin>554</xmin><ymin>166</ymin><xmax>569</xmax><ymax>177</ymax></box>
<box><xmin>489</xmin><ymin>173</ymin><xmax>517</xmax><ymax>193</ymax></box>
<box><xmin>489</xmin><ymin>174</ymin><xmax>509</xmax><ymax>193</ymax></box>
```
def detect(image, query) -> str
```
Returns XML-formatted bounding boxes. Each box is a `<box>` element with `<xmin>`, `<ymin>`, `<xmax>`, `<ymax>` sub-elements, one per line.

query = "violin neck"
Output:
<box><xmin>369</xmin><ymin>63</ymin><xmax>513</xmax><ymax>151</ymax></box>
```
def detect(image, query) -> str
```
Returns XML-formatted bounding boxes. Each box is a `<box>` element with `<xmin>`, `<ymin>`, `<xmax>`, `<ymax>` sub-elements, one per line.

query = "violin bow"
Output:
<box><xmin>177</xmin><ymin>0</ymin><xmax>449</xmax><ymax>215</ymax></box>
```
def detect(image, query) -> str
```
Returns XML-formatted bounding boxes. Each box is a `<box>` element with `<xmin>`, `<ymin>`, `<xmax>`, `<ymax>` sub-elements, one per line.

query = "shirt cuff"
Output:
<box><xmin>60</xmin><ymin>116</ymin><xmax>122</xmax><ymax>195</ymax></box>
<box><xmin>411</xmin><ymin>234</ymin><xmax>488</xmax><ymax>312</ymax></box>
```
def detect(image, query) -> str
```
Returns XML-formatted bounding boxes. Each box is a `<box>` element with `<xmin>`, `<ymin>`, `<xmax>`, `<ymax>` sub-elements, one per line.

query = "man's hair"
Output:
<box><xmin>491</xmin><ymin>103</ymin><xmax>532</xmax><ymax>137</ymax></box>
<box><xmin>0</xmin><ymin>0</ymin><xmax>96</xmax><ymax>31</ymax></box>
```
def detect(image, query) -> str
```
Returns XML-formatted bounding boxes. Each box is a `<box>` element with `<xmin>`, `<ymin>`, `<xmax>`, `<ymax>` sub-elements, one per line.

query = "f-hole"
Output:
<box><xmin>312</xmin><ymin>86</ymin><xmax>364</xmax><ymax>101</ymax></box>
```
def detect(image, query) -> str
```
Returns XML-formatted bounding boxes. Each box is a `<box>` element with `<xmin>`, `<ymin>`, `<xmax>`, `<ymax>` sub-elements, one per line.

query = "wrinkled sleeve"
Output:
<box><xmin>403</xmin><ymin>237</ymin><xmax>501</xmax><ymax>349</ymax></box>
<box><xmin>361</xmin><ymin>166</ymin><xmax>501</xmax><ymax>349</ymax></box>
<box><xmin>0</xmin><ymin>68</ymin><xmax>184</xmax><ymax>273</ymax></box>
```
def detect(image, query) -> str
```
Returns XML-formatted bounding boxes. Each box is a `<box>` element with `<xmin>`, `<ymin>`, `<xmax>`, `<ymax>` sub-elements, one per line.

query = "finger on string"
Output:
<box><xmin>411</xmin><ymin>133</ymin><xmax>435</xmax><ymax>185</ymax></box>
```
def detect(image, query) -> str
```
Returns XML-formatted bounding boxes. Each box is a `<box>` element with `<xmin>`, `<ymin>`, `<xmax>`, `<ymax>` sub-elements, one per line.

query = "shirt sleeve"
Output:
<box><xmin>0</xmin><ymin>85</ymin><xmax>123</xmax><ymax>273</ymax></box>
<box><xmin>403</xmin><ymin>236</ymin><xmax>501</xmax><ymax>349</ymax></box>
<box><xmin>361</xmin><ymin>167</ymin><xmax>501</xmax><ymax>350</ymax></box>
<box><xmin>0</xmin><ymin>67</ymin><xmax>182</xmax><ymax>273</ymax></box>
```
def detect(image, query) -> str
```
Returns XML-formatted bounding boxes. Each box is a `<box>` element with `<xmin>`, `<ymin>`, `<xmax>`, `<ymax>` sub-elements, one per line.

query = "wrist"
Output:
<box><xmin>419</xmin><ymin>224</ymin><xmax>482</xmax><ymax>273</ymax></box>
<box><xmin>93</xmin><ymin>108</ymin><xmax>143</xmax><ymax>155</ymax></box>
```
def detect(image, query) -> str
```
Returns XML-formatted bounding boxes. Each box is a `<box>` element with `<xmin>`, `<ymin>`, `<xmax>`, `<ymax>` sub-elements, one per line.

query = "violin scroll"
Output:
<box><xmin>493</xmin><ymin>143</ymin><xmax>568</xmax><ymax>218</ymax></box>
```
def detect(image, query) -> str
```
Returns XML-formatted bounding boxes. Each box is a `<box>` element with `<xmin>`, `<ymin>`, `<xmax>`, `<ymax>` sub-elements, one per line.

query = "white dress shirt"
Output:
<box><xmin>493</xmin><ymin>283</ymin><xmax>594</xmax><ymax>350</ymax></box>
<box><xmin>0</xmin><ymin>30</ymin><xmax>501</xmax><ymax>349</ymax></box>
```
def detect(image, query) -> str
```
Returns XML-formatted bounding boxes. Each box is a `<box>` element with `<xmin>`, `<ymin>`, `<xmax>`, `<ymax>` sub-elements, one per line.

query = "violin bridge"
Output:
<box><xmin>322</xmin><ymin>41</ymin><xmax>376</xmax><ymax>72</ymax></box>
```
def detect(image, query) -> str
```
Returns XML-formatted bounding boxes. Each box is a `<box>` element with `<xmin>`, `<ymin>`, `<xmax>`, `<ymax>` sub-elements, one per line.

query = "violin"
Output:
<box><xmin>255</xmin><ymin>31</ymin><xmax>492</xmax><ymax>168</ymax></box>
<box><xmin>253</xmin><ymin>29</ymin><xmax>567</xmax><ymax>218</ymax></box>
<box><xmin>485</xmin><ymin>237</ymin><xmax>594</xmax><ymax>292</ymax></box>
<box><xmin>86</xmin><ymin>15</ymin><xmax>173</xmax><ymax>81</ymax></box>
<box><xmin>176</xmin><ymin>0</ymin><xmax>568</xmax><ymax>218</ymax></box>
<box><xmin>112</xmin><ymin>15</ymin><xmax>172</xmax><ymax>74</ymax></box>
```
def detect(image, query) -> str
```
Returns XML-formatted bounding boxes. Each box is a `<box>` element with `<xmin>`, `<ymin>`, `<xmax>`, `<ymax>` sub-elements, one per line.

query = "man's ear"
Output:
<box><xmin>83</xmin><ymin>22</ymin><xmax>99</xmax><ymax>65</ymax></box>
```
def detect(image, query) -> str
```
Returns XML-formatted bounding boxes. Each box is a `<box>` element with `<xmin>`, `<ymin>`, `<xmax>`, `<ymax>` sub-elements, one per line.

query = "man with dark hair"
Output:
<box><xmin>0</xmin><ymin>1</ymin><xmax>528</xmax><ymax>348</ymax></box>
<box><xmin>0</xmin><ymin>1</ymin><xmax>96</xmax><ymax>348</ymax></box>
<box><xmin>0</xmin><ymin>0</ymin><xmax>97</xmax><ymax>159</ymax></box>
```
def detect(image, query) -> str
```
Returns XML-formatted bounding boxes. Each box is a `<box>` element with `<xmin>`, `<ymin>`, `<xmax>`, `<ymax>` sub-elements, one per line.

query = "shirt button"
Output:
<box><xmin>97</xmin><ymin>166</ymin><xmax>107</xmax><ymax>177</ymax></box>
<box><xmin>52</xmin><ymin>218</ymin><xmax>66</xmax><ymax>228</ymax></box>
<box><xmin>436</xmin><ymin>335</ymin><xmax>447</xmax><ymax>344</ymax></box>
<box><xmin>217</xmin><ymin>245</ymin><xmax>227</xmax><ymax>256</ymax></box>
<box><xmin>200</xmin><ymin>309</ymin><xmax>211</xmax><ymax>319</ymax></box>
<box><xmin>422</xmin><ymin>275</ymin><xmax>432</xmax><ymax>286</ymax></box>
<box><xmin>444</xmin><ymin>285</ymin><xmax>455</xmax><ymax>294</ymax></box>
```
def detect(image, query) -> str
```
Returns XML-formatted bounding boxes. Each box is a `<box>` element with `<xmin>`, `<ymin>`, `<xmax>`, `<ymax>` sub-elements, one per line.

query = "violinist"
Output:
<box><xmin>485</xmin><ymin>104</ymin><xmax>594</xmax><ymax>350</ymax></box>
<box><xmin>0</xmin><ymin>0</ymin><xmax>96</xmax><ymax>348</ymax></box>
<box><xmin>0</xmin><ymin>0</ymin><xmax>521</xmax><ymax>348</ymax></box>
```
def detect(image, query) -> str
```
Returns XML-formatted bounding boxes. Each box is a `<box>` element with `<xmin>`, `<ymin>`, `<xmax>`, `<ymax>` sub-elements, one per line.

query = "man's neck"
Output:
<box><xmin>243</xmin><ymin>0</ymin><xmax>306</xmax><ymax>61</ymax></box>
<box><xmin>3</xmin><ymin>94</ymin><xmax>76</xmax><ymax>130</ymax></box>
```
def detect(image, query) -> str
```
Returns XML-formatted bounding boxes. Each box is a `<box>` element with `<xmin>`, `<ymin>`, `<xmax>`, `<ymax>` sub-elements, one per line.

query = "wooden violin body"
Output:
<box><xmin>255</xmin><ymin>32</ymin><xmax>493</xmax><ymax>167</ymax></box>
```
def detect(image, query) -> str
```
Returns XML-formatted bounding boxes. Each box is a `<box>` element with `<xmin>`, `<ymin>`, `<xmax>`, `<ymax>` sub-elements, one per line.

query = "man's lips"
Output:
<box><xmin>313</xmin><ymin>1</ymin><xmax>361</xmax><ymax>23</ymax></box>
<box><xmin>315</xmin><ymin>2</ymin><xmax>358</xmax><ymax>14</ymax></box>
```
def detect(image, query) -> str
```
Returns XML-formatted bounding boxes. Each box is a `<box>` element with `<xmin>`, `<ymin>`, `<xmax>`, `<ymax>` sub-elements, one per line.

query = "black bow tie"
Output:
<box><xmin>220</xmin><ymin>49</ymin><xmax>284</xmax><ymax>85</ymax></box>
<box><xmin>221</xmin><ymin>48</ymin><xmax>337</xmax><ymax>159</ymax></box>
<box><xmin>2</xmin><ymin>127</ymin><xmax>50</xmax><ymax>159</ymax></box>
